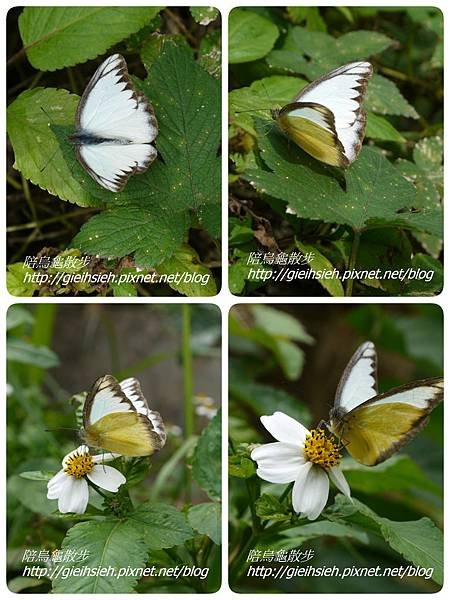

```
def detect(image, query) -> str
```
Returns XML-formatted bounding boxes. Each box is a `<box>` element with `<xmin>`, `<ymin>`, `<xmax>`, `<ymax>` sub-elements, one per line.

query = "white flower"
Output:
<box><xmin>47</xmin><ymin>445</ymin><xmax>126</xmax><ymax>514</ymax></box>
<box><xmin>251</xmin><ymin>411</ymin><xmax>350</xmax><ymax>520</ymax></box>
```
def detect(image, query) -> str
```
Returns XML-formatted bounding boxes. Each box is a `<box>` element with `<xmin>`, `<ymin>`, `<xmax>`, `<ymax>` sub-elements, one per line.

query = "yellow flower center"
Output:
<box><xmin>303</xmin><ymin>428</ymin><xmax>341</xmax><ymax>469</ymax></box>
<box><xmin>64</xmin><ymin>449</ymin><xmax>94</xmax><ymax>479</ymax></box>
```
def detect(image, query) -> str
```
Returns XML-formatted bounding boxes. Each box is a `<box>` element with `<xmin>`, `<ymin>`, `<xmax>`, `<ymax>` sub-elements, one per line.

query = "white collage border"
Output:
<box><xmin>2</xmin><ymin>0</ymin><xmax>448</xmax><ymax>597</ymax></box>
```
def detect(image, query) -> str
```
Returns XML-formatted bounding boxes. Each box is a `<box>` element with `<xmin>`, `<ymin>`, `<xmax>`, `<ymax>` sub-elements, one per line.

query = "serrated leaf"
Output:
<box><xmin>229</xmin><ymin>9</ymin><xmax>279</xmax><ymax>64</ymax></box>
<box><xmin>129</xmin><ymin>502</ymin><xmax>194</xmax><ymax>550</ymax></box>
<box><xmin>7</xmin><ymin>88</ymin><xmax>96</xmax><ymax>206</ymax></box>
<box><xmin>190</xmin><ymin>7</ymin><xmax>219</xmax><ymax>26</ymax></box>
<box><xmin>19</xmin><ymin>6</ymin><xmax>162</xmax><ymax>71</ymax></box>
<box><xmin>255</xmin><ymin>494</ymin><xmax>291</xmax><ymax>522</ymax></box>
<box><xmin>73</xmin><ymin>205</ymin><xmax>188</xmax><ymax>268</ymax></box>
<box><xmin>156</xmin><ymin>244</ymin><xmax>217</xmax><ymax>296</ymax></box>
<box><xmin>245</xmin><ymin>120</ymin><xmax>441</xmax><ymax>236</ymax></box>
<box><xmin>188</xmin><ymin>502</ymin><xmax>221</xmax><ymax>544</ymax></box>
<box><xmin>192</xmin><ymin>410</ymin><xmax>221</xmax><ymax>501</ymax></box>
<box><xmin>267</xmin><ymin>27</ymin><xmax>392</xmax><ymax>80</ymax></box>
<box><xmin>52</xmin><ymin>519</ymin><xmax>148</xmax><ymax>592</ymax></box>
<box><xmin>328</xmin><ymin>495</ymin><xmax>443</xmax><ymax>585</ymax></box>
<box><xmin>365</xmin><ymin>74</ymin><xmax>419</xmax><ymax>119</ymax></box>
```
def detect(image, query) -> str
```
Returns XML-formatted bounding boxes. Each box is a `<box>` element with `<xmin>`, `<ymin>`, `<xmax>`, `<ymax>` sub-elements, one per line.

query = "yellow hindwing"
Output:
<box><xmin>84</xmin><ymin>412</ymin><xmax>154</xmax><ymax>457</ymax></box>
<box><xmin>277</xmin><ymin>113</ymin><xmax>346</xmax><ymax>167</ymax></box>
<box><xmin>339</xmin><ymin>403</ymin><xmax>426</xmax><ymax>466</ymax></box>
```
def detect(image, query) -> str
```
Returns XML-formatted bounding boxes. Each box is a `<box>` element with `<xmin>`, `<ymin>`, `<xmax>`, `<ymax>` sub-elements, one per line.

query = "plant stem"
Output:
<box><xmin>6</xmin><ymin>208</ymin><xmax>98</xmax><ymax>233</ymax></box>
<box><xmin>182</xmin><ymin>305</ymin><xmax>194</xmax><ymax>502</ymax></box>
<box><xmin>345</xmin><ymin>229</ymin><xmax>361</xmax><ymax>297</ymax></box>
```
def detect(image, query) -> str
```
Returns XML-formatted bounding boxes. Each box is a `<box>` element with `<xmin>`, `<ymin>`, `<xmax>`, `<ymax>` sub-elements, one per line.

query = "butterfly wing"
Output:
<box><xmin>75</xmin><ymin>54</ymin><xmax>158</xmax><ymax>192</ymax></box>
<box><xmin>333</xmin><ymin>341</ymin><xmax>378</xmax><ymax>415</ymax></box>
<box><xmin>82</xmin><ymin>375</ymin><xmax>163</xmax><ymax>456</ymax></box>
<box><xmin>75</xmin><ymin>142</ymin><xmax>157</xmax><ymax>192</ymax></box>
<box><xmin>277</xmin><ymin>62</ymin><xmax>372</xmax><ymax>166</ymax></box>
<box><xmin>337</xmin><ymin>378</ymin><xmax>443</xmax><ymax>466</ymax></box>
<box><xmin>120</xmin><ymin>377</ymin><xmax>166</xmax><ymax>450</ymax></box>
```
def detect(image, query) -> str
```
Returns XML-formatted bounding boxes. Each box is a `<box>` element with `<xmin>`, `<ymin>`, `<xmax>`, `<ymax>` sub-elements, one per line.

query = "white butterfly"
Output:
<box><xmin>69</xmin><ymin>54</ymin><xmax>158</xmax><ymax>192</ymax></box>
<box><xmin>328</xmin><ymin>341</ymin><xmax>443</xmax><ymax>465</ymax></box>
<box><xmin>271</xmin><ymin>61</ymin><xmax>373</xmax><ymax>167</ymax></box>
<box><xmin>80</xmin><ymin>374</ymin><xmax>166</xmax><ymax>457</ymax></box>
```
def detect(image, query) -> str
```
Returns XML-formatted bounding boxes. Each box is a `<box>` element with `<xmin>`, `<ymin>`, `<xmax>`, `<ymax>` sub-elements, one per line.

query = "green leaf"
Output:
<box><xmin>6</xmin><ymin>263</ymin><xmax>39</xmax><ymax>296</ymax></box>
<box><xmin>129</xmin><ymin>502</ymin><xmax>194</xmax><ymax>550</ymax></box>
<box><xmin>8</xmin><ymin>577</ymin><xmax>45</xmax><ymax>593</ymax></box>
<box><xmin>229</xmin><ymin>75</ymin><xmax>307</xmax><ymax>134</ymax></box>
<box><xmin>52</xmin><ymin>518</ymin><xmax>149</xmax><ymax>592</ymax></box>
<box><xmin>246</xmin><ymin>121</ymin><xmax>441</xmax><ymax>237</ymax></box>
<box><xmin>187</xmin><ymin>502</ymin><xmax>221</xmax><ymax>544</ymax></box>
<box><xmin>190</xmin><ymin>7</ymin><xmax>219</xmax><ymax>26</ymax></box>
<box><xmin>73</xmin><ymin>206</ymin><xmax>188</xmax><ymax>268</ymax></box>
<box><xmin>229</xmin><ymin>443</ymin><xmax>257</xmax><ymax>479</ymax></box>
<box><xmin>267</xmin><ymin>27</ymin><xmax>392</xmax><ymax>80</ymax></box>
<box><xmin>6</xmin><ymin>305</ymin><xmax>34</xmax><ymax>330</ymax></box>
<box><xmin>19</xmin><ymin>470</ymin><xmax>54</xmax><ymax>481</ymax></box>
<box><xmin>365</xmin><ymin>112</ymin><xmax>405</xmax><ymax>142</ymax></box>
<box><xmin>365</xmin><ymin>74</ymin><xmax>419</xmax><ymax>119</ymax></box>
<box><xmin>229</xmin><ymin>9</ymin><xmax>279</xmax><ymax>64</ymax></box>
<box><xmin>296</xmin><ymin>240</ymin><xmax>344</xmax><ymax>296</ymax></box>
<box><xmin>6</xmin><ymin>88</ymin><xmax>95</xmax><ymax>206</ymax></box>
<box><xmin>192</xmin><ymin>410</ymin><xmax>221</xmax><ymax>501</ymax></box>
<box><xmin>342</xmin><ymin>455</ymin><xmax>442</xmax><ymax>497</ymax></box>
<box><xmin>7</xmin><ymin>338</ymin><xmax>59</xmax><ymax>368</ymax></box>
<box><xmin>279</xmin><ymin>521</ymin><xmax>369</xmax><ymax>545</ymax></box>
<box><xmin>19</xmin><ymin>6</ymin><xmax>162</xmax><ymax>71</ymax></box>
<box><xmin>230</xmin><ymin>380</ymin><xmax>311</xmax><ymax>426</ymax></box>
<box><xmin>255</xmin><ymin>494</ymin><xmax>291</xmax><ymax>522</ymax></box>
<box><xmin>328</xmin><ymin>495</ymin><xmax>443</xmax><ymax>585</ymax></box>
<box><xmin>156</xmin><ymin>244</ymin><xmax>217</xmax><ymax>296</ymax></box>
<box><xmin>251</xmin><ymin>305</ymin><xmax>314</xmax><ymax>343</ymax></box>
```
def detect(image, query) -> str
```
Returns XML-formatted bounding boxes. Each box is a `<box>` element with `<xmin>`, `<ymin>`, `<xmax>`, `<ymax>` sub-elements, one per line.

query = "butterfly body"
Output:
<box><xmin>272</xmin><ymin>61</ymin><xmax>372</xmax><ymax>167</ymax></box>
<box><xmin>81</xmin><ymin>375</ymin><xmax>166</xmax><ymax>457</ymax></box>
<box><xmin>70</xmin><ymin>54</ymin><xmax>158</xmax><ymax>192</ymax></box>
<box><xmin>329</xmin><ymin>341</ymin><xmax>443</xmax><ymax>466</ymax></box>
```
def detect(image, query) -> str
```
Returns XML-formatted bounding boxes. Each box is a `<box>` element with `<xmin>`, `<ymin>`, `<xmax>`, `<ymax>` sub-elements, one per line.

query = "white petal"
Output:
<box><xmin>62</xmin><ymin>445</ymin><xmax>90</xmax><ymax>467</ymax></box>
<box><xmin>260</xmin><ymin>412</ymin><xmax>309</xmax><ymax>445</ymax></box>
<box><xmin>47</xmin><ymin>470</ymin><xmax>67</xmax><ymax>499</ymax></box>
<box><xmin>292</xmin><ymin>463</ymin><xmax>329</xmax><ymax>520</ymax></box>
<box><xmin>251</xmin><ymin>442</ymin><xmax>305</xmax><ymax>483</ymax></box>
<box><xmin>92</xmin><ymin>452</ymin><xmax>122</xmax><ymax>463</ymax></box>
<box><xmin>87</xmin><ymin>465</ymin><xmax>126</xmax><ymax>492</ymax></box>
<box><xmin>329</xmin><ymin>467</ymin><xmax>351</xmax><ymax>497</ymax></box>
<box><xmin>58</xmin><ymin>477</ymin><xmax>89</xmax><ymax>514</ymax></box>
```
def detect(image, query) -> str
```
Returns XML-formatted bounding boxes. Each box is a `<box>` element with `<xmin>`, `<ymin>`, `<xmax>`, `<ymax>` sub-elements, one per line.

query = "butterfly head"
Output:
<box><xmin>270</xmin><ymin>108</ymin><xmax>281</xmax><ymax>121</ymax></box>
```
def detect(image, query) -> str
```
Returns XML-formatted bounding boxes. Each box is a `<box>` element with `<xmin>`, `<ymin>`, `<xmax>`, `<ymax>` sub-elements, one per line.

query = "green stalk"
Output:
<box><xmin>29</xmin><ymin>304</ymin><xmax>58</xmax><ymax>386</ymax></box>
<box><xmin>182</xmin><ymin>305</ymin><xmax>195</xmax><ymax>501</ymax></box>
<box><xmin>345</xmin><ymin>229</ymin><xmax>361</xmax><ymax>297</ymax></box>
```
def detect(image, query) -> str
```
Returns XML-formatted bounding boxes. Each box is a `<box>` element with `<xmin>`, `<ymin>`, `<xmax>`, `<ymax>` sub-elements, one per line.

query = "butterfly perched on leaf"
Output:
<box><xmin>271</xmin><ymin>61</ymin><xmax>372</xmax><ymax>167</ymax></box>
<box><xmin>80</xmin><ymin>375</ymin><xmax>166</xmax><ymax>457</ymax></box>
<box><xmin>68</xmin><ymin>54</ymin><xmax>158</xmax><ymax>192</ymax></box>
<box><xmin>328</xmin><ymin>341</ymin><xmax>443</xmax><ymax>466</ymax></box>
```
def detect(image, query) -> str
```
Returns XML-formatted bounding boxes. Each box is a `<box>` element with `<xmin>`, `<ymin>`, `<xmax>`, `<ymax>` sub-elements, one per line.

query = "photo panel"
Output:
<box><xmin>7</xmin><ymin>6</ymin><xmax>221</xmax><ymax>297</ymax></box>
<box><xmin>229</xmin><ymin>303</ymin><xmax>443</xmax><ymax>592</ymax></box>
<box><xmin>7</xmin><ymin>303</ymin><xmax>221</xmax><ymax>593</ymax></box>
<box><xmin>228</xmin><ymin>6</ymin><xmax>443</xmax><ymax>297</ymax></box>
